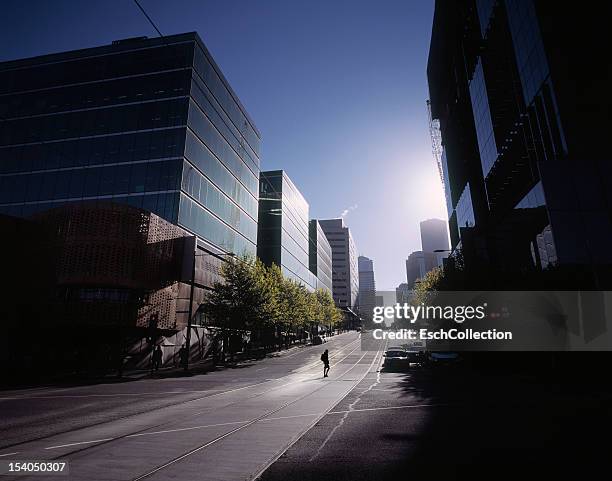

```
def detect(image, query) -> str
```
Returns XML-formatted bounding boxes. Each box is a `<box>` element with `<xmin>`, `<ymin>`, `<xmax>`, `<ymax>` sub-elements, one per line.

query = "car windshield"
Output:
<box><xmin>386</xmin><ymin>351</ymin><xmax>405</xmax><ymax>358</ymax></box>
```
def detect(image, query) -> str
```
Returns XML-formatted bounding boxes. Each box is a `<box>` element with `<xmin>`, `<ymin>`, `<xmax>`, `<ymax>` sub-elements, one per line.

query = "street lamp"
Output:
<box><xmin>184</xmin><ymin>236</ymin><xmax>235</xmax><ymax>372</ymax></box>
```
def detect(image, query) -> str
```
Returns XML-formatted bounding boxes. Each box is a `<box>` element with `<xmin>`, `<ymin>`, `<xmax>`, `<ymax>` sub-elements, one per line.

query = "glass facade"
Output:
<box><xmin>456</xmin><ymin>183</ymin><xmax>476</xmax><ymax>240</ymax></box>
<box><xmin>515</xmin><ymin>181</ymin><xmax>546</xmax><ymax>210</ymax></box>
<box><xmin>469</xmin><ymin>58</ymin><xmax>498</xmax><ymax>178</ymax></box>
<box><xmin>505</xmin><ymin>0</ymin><xmax>549</xmax><ymax>106</ymax></box>
<box><xmin>258</xmin><ymin>171</ymin><xmax>317</xmax><ymax>290</ymax></box>
<box><xmin>0</xmin><ymin>33</ymin><xmax>260</xmax><ymax>257</ymax></box>
<box><xmin>309</xmin><ymin>220</ymin><xmax>333</xmax><ymax>293</ymax></box>
<box><xmin>476</xmin><ymin>0</ymin><xmax>496</xmax><ymax>37</ymax></box>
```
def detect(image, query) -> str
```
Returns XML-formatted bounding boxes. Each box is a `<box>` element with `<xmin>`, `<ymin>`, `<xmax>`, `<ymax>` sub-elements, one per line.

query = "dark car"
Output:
<box><xmin>382</xmin><ymin>349</ymin><xmax>411</xmax><ymax>370</ymax></box>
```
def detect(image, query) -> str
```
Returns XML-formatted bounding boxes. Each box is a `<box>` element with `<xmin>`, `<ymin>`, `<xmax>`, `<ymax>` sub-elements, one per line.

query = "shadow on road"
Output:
<box><xmin>260</xmin><ymin>353</ymin><xmax>612</xmax><ymax>481</ymax></box>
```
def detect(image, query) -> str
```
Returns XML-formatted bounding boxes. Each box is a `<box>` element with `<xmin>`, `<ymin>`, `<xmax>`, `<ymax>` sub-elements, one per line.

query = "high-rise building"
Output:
<box><xmin>405</xmin><ymin>251</ymin><xmax>439</xmax><ymax>288</ymax></box>
<box><xmin>0</xmin><ymin>32</ymin><xmax>261</xmax><ymax>328</ymax></box>
<box><xmin>257</xmin><ymin>170</ymin><xmax>317</xmax><ymax>290</ymax></box>
<box><xmin>420</xmin><ymin>218</ymin><xmax>450</xmax><ymax>253</ymax></box>
<box><xmin>396</xmin><ymin>283</ymin><xmax>412</xmax><ymax>304</ymax></box>
<box><xmin>0</xmin><ymin>32</ymin><xmax>260</xmax><ymax>261</ymax></box>
<box><xmin>309</xmin><ymin>220</ymin><xmax>333</xmax><ymax>293</ymax></box>
<box><xmin>319</xmin><ymin>218</ymin><xmax>359</xmax><ymax>310</ymax></box>
<box><xmin>357</xmin><ymin>256</ymin><xmax>376</xmax><ymax>323</ymax></box>
<box><xmin>427</xmin><ymin>1</ymin><xmax>612</xmax><ymax>272</ymax></box>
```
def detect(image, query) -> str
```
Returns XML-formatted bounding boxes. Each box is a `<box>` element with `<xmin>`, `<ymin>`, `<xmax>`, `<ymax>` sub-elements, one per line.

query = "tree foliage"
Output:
<box><xmin>204</xmin><ymin>254</ymin><xmax>343</xmax><ymax>335</ymax></box>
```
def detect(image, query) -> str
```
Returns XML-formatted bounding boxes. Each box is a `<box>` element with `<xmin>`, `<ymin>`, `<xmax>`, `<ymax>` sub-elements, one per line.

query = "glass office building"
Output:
<box><xmin>258</xmin><ymin>170</ymin><xmax>318</xmax><ymax>290</ymax></box>
<box><xmin>0</xmin><ymin>32</ymin><xmax>260</xmax><ymax>258</ymax></box>
<box><xmin>428</xmin><ymin>0</ymin><xmax>612</xmax><ymax>272</ymax></box>
<box><xmin>309</xmin><ymin>220</ymin><xmax>333</xmax><ymax>293</ymax></box>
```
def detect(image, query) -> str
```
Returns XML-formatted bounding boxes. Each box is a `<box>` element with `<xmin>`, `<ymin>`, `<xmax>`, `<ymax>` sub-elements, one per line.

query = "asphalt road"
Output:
<box><xmin>259</xmin><ymin>359</ymin><xmax>612</xmax><ymax>481</ymax></box>
<box><xmin>0</xmin><ymin>332</ymin><xmax>385</xmax><ymax>480</ymax></box>
<box><xmin>3</xmin><ymin>335</ymin><xmax>611</xmax><ymax>481</ymax></box>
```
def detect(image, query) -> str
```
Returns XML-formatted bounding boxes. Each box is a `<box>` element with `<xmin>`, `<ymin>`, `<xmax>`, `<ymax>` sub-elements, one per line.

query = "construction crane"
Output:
<box><xmin>426</xmin><ymin>99</ymin><xmax>444</xmax><ymax>186</ymax></box>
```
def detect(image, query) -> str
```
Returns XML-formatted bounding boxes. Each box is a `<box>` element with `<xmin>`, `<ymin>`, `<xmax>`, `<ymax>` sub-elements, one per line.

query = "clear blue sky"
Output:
<box><xmin>0</xmin><ymin>0</ymin><xmax>446</xmax><ymax>290</ymax></box>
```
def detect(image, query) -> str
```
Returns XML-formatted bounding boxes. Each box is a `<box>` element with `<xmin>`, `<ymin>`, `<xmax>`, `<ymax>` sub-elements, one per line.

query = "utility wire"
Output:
<box><xmin>129</xmin><ymin>0</ymin><xmax>356</xmax><ymax>306</ymax></box>
<box><xmin>133</xmin><ymin>0</ymin><xmax>164</xmax><ymax>38</ymax></box>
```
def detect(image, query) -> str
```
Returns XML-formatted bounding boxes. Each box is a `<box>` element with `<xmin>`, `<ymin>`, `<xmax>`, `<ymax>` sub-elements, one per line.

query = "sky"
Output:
<box><xmin>0</xmin><ymin>0</ymin><xmax>447</xmax><ymax>290</ymax></box>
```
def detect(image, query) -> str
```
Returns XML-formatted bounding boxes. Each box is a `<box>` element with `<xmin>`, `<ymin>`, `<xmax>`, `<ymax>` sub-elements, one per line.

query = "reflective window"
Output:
<box><xmin>506</xmin><ymin>0</ymin><xmax>549</xmax><ymax>105</ymax></box>
<box><xmin>187</xmin><ymin>100</ymin><xmax>258</xmax><ymax>196</ymax></box>
<box><xmin>456</xmin><ymin>183</ymin><xmax>476</xmax><ymax>238</ymax></box>
<box><xmin>469</xmin><ymin>58</ymin><xmax>498</xmax><ymax>177</ymax></box>
<box><xmin>515</xmin><ymin>181</ymin><xmax>546</xmax><ymax>209</ymax></box>
<box><xmin>476</xmin><ymin>0</ymin><xmax>496</xmax><ymax>37</ymax></box>
<box><xmin>193</xmin><ymin>46</ymin><xmax>260</xmax><ymax>157</ymax></box>
<box><xmin>0</xmin><ymin>98</ymin><xmax>189</xmax><ymax>146</ymax></box>
<box><xmin>181</xmin><ymin>161</ymin><xmax>257</xmax><ymax>243</ymax></box>
<box><xmin>178</xmin><ymin>193</ymin><xmax>256</xmax><ymax>257</ymax></box>
<box><xmin>183</xmin><ymin>130</ymin><xmax>257</xmax><ymax>219</ymax></box>
<box><xmin>0</xmin><ymin>43</ymin><xmax>194</xmax><ymax>95</ymax></box>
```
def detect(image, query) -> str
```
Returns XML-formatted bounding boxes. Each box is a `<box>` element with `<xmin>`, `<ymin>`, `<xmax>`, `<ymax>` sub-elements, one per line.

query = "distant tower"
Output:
<box><xmin>357</xmin><ymin>256</ymin><xmax>376</xmax><ymax>324</ymax></box>
<box><xmin>420</xmin><ymin>218</ymin><xmax>450</xmax><ymax>253</ymax></box>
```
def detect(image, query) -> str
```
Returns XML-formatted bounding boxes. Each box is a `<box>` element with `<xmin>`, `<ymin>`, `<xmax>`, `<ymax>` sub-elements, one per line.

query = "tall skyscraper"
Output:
<box><xmin>0</xmin><ymin>33</ymin><xmax>260</xmax><ymax>261</ymax></box>
<box><xmin>428</xmin><ymin>1</ymin><xmax>612</xmax><ymax>272</ymax></box>
<box><xmin>405</xmin><ymin>251</ymin><xmax>439</xmax><ymax>288</ymax></box>
<box><xmin>396</xmin><ymin>283</ymin><xmax>412</xmax><ymax>304</ymax></box>
<box><xmin>309</xmin><ymin>220</ymin><xmax>333</xmax><ymax>293</ymax></box>
<box><xmin>319</xmin><ymin>218</ymin><xmax>359</xmax><ymax>310</ymax></box>
<box><xmin>0</xmin><ymin>32</ymin><xmax>261</xmax><ymax>329</ymax></box>
<box><xmin>420</xmin><ymin>218</ymin><xmax>450</xmax><ymax>253</ymax></box>
<box><xmin>257</xmin><ymin>170</ymin><xmax>317</xmax><ymax>290</ymax></box>
<box><xmin>357</xmin><ymin>256</ymin><xmax>376</xmax><ymax>324</ymax></box>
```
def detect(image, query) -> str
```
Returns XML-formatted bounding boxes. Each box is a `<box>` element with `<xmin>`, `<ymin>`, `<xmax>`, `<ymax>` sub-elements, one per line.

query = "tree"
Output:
<box><xmin>316</xmin><ymin>289</ymin><xmax>342</xmax><ymax>330</ymax></box>
<box><xmin>413</xmin><ymin>266</ymin><xmax>445</xmax><ymax>305</ymax></box>
<box><xmin>205</xmin><ymin>254</ymin><xmax>277</xmax><ymax>354</ymax></box>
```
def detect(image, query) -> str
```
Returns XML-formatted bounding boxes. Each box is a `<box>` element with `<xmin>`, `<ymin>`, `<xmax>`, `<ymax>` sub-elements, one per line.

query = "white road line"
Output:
<box><xmin>309</xmin><ymin>345</ymin><xmax>385</xmax><ymax>462</ymax></box>
<box><xmin>260</xmin><ymin>413</ymin><xmax>320</xmax><ymax>423</ymax></box>
<box><xmin>328</xmin><ymin>402</ymin><xmax>456</xmax><ymax>414</ymax></box>
<box><xmin>39</xmin><ymin>414</ymin><xmax>326</xmax><ymax>452</ymax></box>
<box><xmin>127</xmin><ymin>420</ymin><xmax>249</xmax><ymax>438</ymax></box>
<box><xmin>253</xmin><ymin>345</ymin><xmax>385</xmax><ymax>478</ymax></box>
<box><xmin>0</xmin><ymin>452</ymin><xmax>19</xmax><ymax>457</ymax></box>
<box><xmin>131</xmin><ymin>345</ymin><xmax>381</xmax><ymax>481</ymax></box>
<box><xmin>13</xmin><ymin>338</ymin><xmax>366</xmax><ymax>457</ymax></box>
<box><xmin>45</xmin><ymin>438</ymin><xmax>115</xmax><ymax>450</ymax></box>
<box><xmin>0</xmin><ymin>389</ymin><xmax>228</xmax><ymax>401</ymax></box>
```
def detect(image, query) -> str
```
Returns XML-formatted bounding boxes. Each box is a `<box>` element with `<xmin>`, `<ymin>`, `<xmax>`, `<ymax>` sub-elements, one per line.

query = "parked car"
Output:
<box><xmin>312</xmin><ymin>335</ymin><xmax>323</xmax><ymax>345</ymax></box>
<box><xmin>382</xmin><ymin>349</ymin><xmax>411</xmax><ymax>370</ymax></box>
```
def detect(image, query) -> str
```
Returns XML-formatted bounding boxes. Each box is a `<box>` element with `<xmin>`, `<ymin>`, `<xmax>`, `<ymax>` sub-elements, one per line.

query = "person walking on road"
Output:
<box><xmin>152</xmin><ymin>345</ymin><xmax>163</xmax><ymax>372</ymax></box>
<box><xmin>321</xmin><ymin>349</ymin><xmax>330</xmax><ymax>378</ymax></box>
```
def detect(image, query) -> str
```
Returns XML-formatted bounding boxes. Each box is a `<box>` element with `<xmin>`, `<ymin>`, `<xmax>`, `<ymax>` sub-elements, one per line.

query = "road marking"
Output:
<box><xmin>39</xmin><ymin>413</ymin><xmax>330</xmax><ymax>451</ymax></box>
<box><xmin>7</xmin><ymin>337</ymin><xmax>367</xmax><ymax>461</ymax></box>
<box><xmin>260</xmin><ymin>412</ymin><xmax>320</xmax><ymax>423</ymax></box>
<box><xmin>0</xmin><ymin>452</ymin><xmax>19</xmax><ymax>457</ymax></box>
<box><xmin>253</xmin><ymin>344</ymin><xmax>385</xmax><ymax>478</ymax></box>
<box><xmin>0</xmin><ymin>389</ymin><xmax>228</xmax><ymax>401</ymax></box>
<box><xmin>131</xmin><ymin>343</ymin><xmax>381</xmax><ymax>481</ymax></box>
<box><xmin>127</xmin><ymin>420</ymin><xmax>249</xmax><ymax>438</ymax></box>
<box><xmin>45</xmin><ymin>438</ymin><xmax>115</xmax><ymax>450</ymax></box>
<box><xmin>328</xmin><ymin>402</ymin><xmax>457</xmax><ymax>414</ymax></box>
<box><xmin>309</xmin><ymin>343</ymin><xmax>385</xmax><ymax>462</ymax></box>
